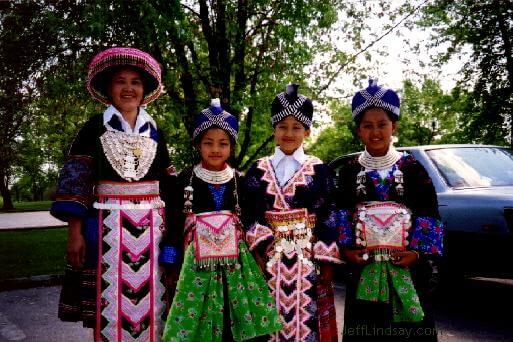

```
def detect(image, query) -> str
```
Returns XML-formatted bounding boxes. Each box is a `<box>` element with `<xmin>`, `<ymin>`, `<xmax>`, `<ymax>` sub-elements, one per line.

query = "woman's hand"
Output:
<box><xmin>391</xmin><ymin>250</ymin><xmax>419</xmax><ymax>268</ymax></box>
<box><xmin>343</xmin><ymin>248</ymin><xmax>370</xmax><ymax>266</ymax></box>
<box><xmin>67</xmin><ymin>217</ymin><xmax>86</xmax><ymax>268</ymax></box>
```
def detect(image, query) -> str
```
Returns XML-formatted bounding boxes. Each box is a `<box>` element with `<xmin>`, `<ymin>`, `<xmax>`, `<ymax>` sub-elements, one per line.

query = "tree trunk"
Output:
<box><xmin>0</xmin><ymin>170</ymin><xmax>14</xmax><ymax>210</ymax></box>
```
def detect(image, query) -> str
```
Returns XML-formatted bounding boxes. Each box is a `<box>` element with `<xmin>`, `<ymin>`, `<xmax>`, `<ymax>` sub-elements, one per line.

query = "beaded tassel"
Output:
<box><xmin>394</xmin><ymin>168</ymin><xmax>404</xmax><ymax>196</ymax></box>
<box><xmin>233</xmin><ymin>173</ymin><xmax>242</xmax><ymax>218</ymax></box>
<box><xmin>183</xmin><ymin>185</ymin><xmax>194</xmax><ymax>214</ymax></box>
<box><xmin>356</xmin><ymin>168</ymin><xmax>367</xmax><ymax>196</ymax></box>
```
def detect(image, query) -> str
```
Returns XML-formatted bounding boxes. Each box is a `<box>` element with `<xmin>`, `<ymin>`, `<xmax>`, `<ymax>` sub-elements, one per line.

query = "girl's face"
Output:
<box><xmin>274</xmin><ymin>115</ymin><xmax>310</xmax><ymax>155</ymax></box>
<box><xmin>198</xmin><ymin>128</ymin><xmax>231</xmax><ymax>171</ymax></box>
<box><xmin>107</xmin><ymin>68</ymin><xmax>144</xmax><ymax>115</ymax></box>
<box><xmin>357</xmin><ymin>108</ymin><xmax>397</xmax><ymax>157</ymax></box>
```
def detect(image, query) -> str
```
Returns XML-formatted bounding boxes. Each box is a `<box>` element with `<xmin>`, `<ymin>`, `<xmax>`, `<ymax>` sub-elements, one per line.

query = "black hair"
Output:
<box><xmin>193</xmin><ymin>126</ymin><xmax>237</xmax><ymax>147</ymax></box>
<box><xmin>354</xmin><ymin>107</ymin><xmax>399</xmax><ymax>127</ymax></box>
<box><xmin>272</xmin><ymin>116</ymin><xmax>311</xmax><ymax>130</ymax></box>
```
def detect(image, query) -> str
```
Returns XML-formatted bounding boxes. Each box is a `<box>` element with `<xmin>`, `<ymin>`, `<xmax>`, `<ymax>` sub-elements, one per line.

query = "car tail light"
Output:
<box><xmin>504</xmin><ymin>207</ymin><xmax>513</xmax><ymax>233</ymax></box>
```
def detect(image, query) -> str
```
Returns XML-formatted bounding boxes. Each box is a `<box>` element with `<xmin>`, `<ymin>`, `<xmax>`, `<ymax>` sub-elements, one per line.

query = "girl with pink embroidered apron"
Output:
<box><xmin>337</xmin><ymin>79</ymin><xmax>443</xmax><ymax>341</ymax></box>
<box><xmin>243</xmin><ymin>85</ymin><xmax>342</xmax><ymax>341</ymax></box>
<box><xmin>51</xmin><ymin>47</ymin><xmax>177</xmax><ymax>341</ymax></box>
<box><xmin>162</xmin><ymin>100</ymin><xmax>282</xmax><ymax>341</ymax></box>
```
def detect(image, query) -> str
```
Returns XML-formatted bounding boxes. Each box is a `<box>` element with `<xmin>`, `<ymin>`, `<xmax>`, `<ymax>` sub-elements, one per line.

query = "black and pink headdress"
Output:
<box><xmin>87</xmin><ymin>47</ymin><xmax>162</xmax><ymax>105</ymax></box>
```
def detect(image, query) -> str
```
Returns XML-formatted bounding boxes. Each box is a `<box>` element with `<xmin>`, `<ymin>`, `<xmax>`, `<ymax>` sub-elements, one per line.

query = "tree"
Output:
<box><xmin>69</xmin><ymin>0</ymin><xmax>356</xmax><ymax>167</ymax></box>
<box><xmin>308</xmin><ymin>101</ymin><xmax>361</xmax><ymax>163</ymax></box>
<box><xmin>398</xmin><ymin>78</ymin><xmax>470</xmax><ymax>146</ymax></box>
<box><xmin>0</xmin><ymin>1</ymin><xmax>62</xmax><ymax>209</ymax></box>
<box><xmin>2</xmin><ymin>0</ymin><xmax>391</xmax><ymax>208</ymax></box>
<box><xmin>33</xmin><ymin>0</ymin><xmax>376</xmax><ymax>169</ymax></box>
<box><xmin>417</xmin><ymin>0</ymin><xmax>513</xmax><ymax>147</ymax></box>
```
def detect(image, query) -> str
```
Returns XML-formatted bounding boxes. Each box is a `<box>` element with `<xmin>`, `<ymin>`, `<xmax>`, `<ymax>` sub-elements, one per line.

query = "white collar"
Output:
<box><xmin>271</xmin><ymin>145</ymin><xmax>306</xmax><ymax>166</ymax></box>
<box><xmin>103</xmin><ymin>105</ymin><xmax>157</xmax><ymax>135</ymax></box>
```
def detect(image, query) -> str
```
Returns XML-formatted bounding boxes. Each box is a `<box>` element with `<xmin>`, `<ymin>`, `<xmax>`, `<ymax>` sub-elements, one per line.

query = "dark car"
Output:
<box><xmin>329</xmin><ymin>144</ymin><xmax>513</xmax><ymax>279</ymax></box>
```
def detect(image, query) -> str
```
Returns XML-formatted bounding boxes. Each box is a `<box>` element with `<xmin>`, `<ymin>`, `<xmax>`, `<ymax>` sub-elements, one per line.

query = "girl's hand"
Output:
<box><xmin>67</xmin><ymin>217</ymin><xmax>86</xmax><ymax>268</ymax></box>
<box><xmin>343</xmin><ymin>248</ymin><xmax>370</xmax><ymax>266</ymax></box>
<box><xmin>391</xmin><ymin>250</ymin><xmax>419</xmax><ymax>268</ymax></box>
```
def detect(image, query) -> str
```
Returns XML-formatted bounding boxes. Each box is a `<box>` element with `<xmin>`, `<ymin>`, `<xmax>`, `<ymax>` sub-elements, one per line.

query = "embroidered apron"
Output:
<box><xmin>93</xmin><ymin>181</ymin><xmax>166</xmax><ymax>341</ymax></box>
<box><xmin>185</xmin><ymin>210</ymin><xmax>241</xmax><ymax>269</ymax></box>
<box><xmin>354</xmin><ymin>201</ymin><xmax>424</xmax><ymax>322</ymax></box>
<box><xmin>163</xmin><ymin>210</ymin><xmax>282</xmax><ymax>341</ymax></box>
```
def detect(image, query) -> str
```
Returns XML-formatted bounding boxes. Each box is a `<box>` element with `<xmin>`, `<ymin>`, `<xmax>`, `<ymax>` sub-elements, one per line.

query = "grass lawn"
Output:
<box><xmin>0</xmin><ymin>228</ymin><xmax>67</xmax><ymax>280</ymax></box>
<box><xmin>0</xmin><ymin>200</ymin><xmax>52</xmax><ymax>212</ymax></box>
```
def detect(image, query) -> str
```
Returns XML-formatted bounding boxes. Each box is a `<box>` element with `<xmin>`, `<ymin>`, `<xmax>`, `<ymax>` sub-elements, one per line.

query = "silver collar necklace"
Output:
<box><xmin>358</xmin><ymin>145</ymin><xmax>402</xmax><ymax>170</ymax></box>
<box><xmin>193</xmin><ymin>164</ymin><xmax>234</xmax><ymax>184</ymax></box>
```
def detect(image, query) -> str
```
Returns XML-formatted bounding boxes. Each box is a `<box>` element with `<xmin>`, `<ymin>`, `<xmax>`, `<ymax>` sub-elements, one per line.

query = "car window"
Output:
<box><xmin>426</xmin><ymin>147</ymin><xmax>513</xmax><ymax>188</ymax></box>
<box><xmin>329</xmin><ymin>155</ymin><xmax>356</xmax><ymax>189</ymax></box>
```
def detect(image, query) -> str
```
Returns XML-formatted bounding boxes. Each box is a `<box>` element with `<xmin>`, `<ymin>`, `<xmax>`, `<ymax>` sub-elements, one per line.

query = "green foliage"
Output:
<box><xmin>398</xmin><ymin>78</ymin><xmax>471</xmax><ymax>146</ymax></box>
<box><xmin>2</xmin><ymin>0</ymin><xmax>410</xmax><ymax>210</ymax></box>
<box><xmin>0</xmin><ymin>1</ymin><xmax>64</xmax><ymax>209</ymax></box>
<box><xmin>1</xmin><ymin>0</ymin><xmax>375</xmax><ymax>190</ymax></box>
<box><xmin>308</xmin><ymin>101</ymin><xmax>361</xmax><ymax>163</ymax></box>
<box><xmin>0</xmin><ymin>228</ymin><xmax>67</xmax><ymax>280</ymax></box>
<box><xmin>418</xmin><ymin>0</ymin><xmax>513</xmax><ymax>146</ymax></box>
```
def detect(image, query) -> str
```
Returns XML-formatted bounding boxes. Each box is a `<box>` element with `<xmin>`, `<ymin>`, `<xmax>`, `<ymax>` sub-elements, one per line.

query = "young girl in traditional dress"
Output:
<box><xmin>162</xmin><ymin>99</ymin><xmax>282</xmax><ymax>341</ymax></box>
<box><xmin>51</xmin><ymin>47</ymin><xmax>177</xmax><ymax>341</ymax></box>
<box><xmin>243</xmin><ymin>84</ymin><xmax>341</xmax><ymax>341</ymax></box>
<box><xmin>337</xmin><ymin>79</ymin><xmax>443</xmax><ymax>341</ymax></box>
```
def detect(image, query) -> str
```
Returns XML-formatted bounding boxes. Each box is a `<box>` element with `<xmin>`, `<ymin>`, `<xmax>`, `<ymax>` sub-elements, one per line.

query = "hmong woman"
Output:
<box><xmin>337</xmin><ymin>79</ymin><xmax>443</xmax><ymax>341</ymax></box>
<box><xmin>243</xmin><ymin>84</ymin><xmax>342</xmax><ymax>341</ymax></box>
<box><xmin>50</xmin><ymin>47</ymin><xmax>176</xmax><ymax>341</ymax></box>
<box><xmin>162</xmin><ymin>99</ymin><xmax>282</xmax><ymax>341</ymax></box>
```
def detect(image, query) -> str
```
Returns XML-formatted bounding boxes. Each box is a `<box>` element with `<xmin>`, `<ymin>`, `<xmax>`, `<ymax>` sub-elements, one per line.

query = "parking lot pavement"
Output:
<box><xmin>0</xmin><ymin>285</ymin><xmax>343</xmax><ymax>342</ymax></box>
<box><xmin>0</xmin><ymin>212</ymin><xmax>65</xmax><ymax>230</ymax></box>
<box><xmin>0</xmin><ymin>286</ymin><xmax>91</xmax><ymax>342</ymax></box>
<box><xmin>1</xmin><ymin>279</ymin><xmax>512</xmax><ymax>341</ymax></box>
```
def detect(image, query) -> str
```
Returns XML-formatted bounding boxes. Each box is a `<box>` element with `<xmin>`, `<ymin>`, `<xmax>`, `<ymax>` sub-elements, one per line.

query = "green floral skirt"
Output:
<box><xmin>163</xmin><ymin>241</ymin><xmax>282</xmax><ymax>341</ymax></box>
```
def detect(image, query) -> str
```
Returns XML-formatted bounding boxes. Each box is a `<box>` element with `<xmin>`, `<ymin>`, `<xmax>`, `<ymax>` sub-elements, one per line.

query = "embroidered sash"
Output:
<box><xmin>264</xmin><ymin>208</ymin><xmax>314</xmax><ymax>266</ymax></box>
<box><xmin>193</xmin><ymin>210</ymin><xmax>239</xmax><ymax>268</ymax></box>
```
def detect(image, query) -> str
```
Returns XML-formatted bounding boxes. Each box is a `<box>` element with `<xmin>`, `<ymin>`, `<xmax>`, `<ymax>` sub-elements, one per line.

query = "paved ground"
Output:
<box><xmin>1</xmin><ymin>213</ymin><xmax>512</xmax><ymax>341</ymax></box>
<box><xmin>1</xmin><ymin>279</ymin><xmax>512</xmax><ymax>341</ymax></box>
<box><xmin>0</xmin><ymin>285</ymin><xmax>343</xmax><ymax>342</ymax></box>
<box><xmin>0</xmin><ymin>212</ymin><xmax>65</xmax><ymax>230</ymax></box>
<box><xmin>0</xmin><ymin>286</ymin><xmax>92</xmax><ymax>341</ymax></box>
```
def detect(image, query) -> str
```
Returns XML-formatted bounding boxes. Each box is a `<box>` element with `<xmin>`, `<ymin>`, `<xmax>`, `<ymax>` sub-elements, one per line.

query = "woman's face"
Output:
<box><xmin>198</xmin><ymin>128</ymin><xmax>232</xmax><ymax>171</ymax></box>
<box><xmin>273</xmin><ymin>115</ymin><xmax>310</xmax><ymax>155</ymax></box>
<box><xmin>107</xmin><ymin>68</ymin><xmax>144</xmax><ymax>115</ymax></box>
<box><xmin>356</xmin><ymin>108</ymin><xmax>397</xmax><ymax>157</ymax></box>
